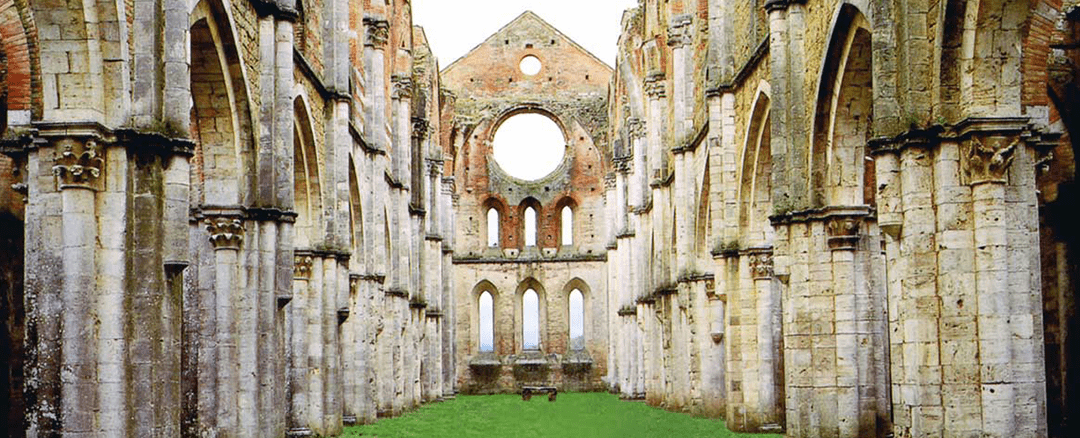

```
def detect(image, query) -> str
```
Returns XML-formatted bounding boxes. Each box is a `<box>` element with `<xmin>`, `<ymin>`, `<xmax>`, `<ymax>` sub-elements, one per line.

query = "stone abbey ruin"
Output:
<box><xmin>1</xmin><ymin>0</ymin><xmax>1080</xmax><ymax>436</ymax></box>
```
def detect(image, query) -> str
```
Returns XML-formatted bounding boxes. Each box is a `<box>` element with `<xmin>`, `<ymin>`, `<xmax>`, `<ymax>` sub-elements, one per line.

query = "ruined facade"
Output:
<box><xmin>441</xmin><ymin>12</ymin><xmax>612</xmax><ymax>394</ymax></box>
<box><xmin>0</xmin><ymin>0</ymin><xmax>454</xmax><ymax>436</ymax></box>
<box><xmin>603</xmin><ymin>1</ymin><xmax>1080</xmax><ymax>437</ymax></box>
<box><xmin>2</xmin><ymin>0</ymin><xmax>1080</xmax><ymax>437</ymax></box>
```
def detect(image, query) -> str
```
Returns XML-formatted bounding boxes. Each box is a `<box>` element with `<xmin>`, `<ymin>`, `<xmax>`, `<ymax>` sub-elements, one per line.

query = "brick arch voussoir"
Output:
<box><xmin>0</xmin><ymin>0</ymin><xmax>34</xmax><ymax>117</ymax></box>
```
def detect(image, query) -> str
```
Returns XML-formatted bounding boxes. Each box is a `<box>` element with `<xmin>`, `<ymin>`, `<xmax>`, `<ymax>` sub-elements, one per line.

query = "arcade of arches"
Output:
<box><xmin>1</xmin><ymin>1</ymin><xmax>1080</xmax><ymax>437</ymax></box>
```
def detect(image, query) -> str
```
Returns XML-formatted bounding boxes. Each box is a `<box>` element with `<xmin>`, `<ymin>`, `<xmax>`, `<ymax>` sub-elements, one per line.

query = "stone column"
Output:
<box><xmin>776</xmin><ymin>208</ymin><xmax>886</xmax><ymax>438</ymax></box>
<box><xmin>749</xmin><ymin>249</ymin><xmax>782</xmax><ymax>429</ymax></box>
<box><xmin>363</xmin><ymin>18</ymin><xmax>390</xmax><ymax>151</ymax></box>
<box><xmin>967</xmin><ymin>134</ymin><xmax>1044</xmax><ymax>436</ymax></box>
<box><xmin>54</xmin><ymin>137</ymin><xmax>104</xmax><ymax>435</ymax></box>
<box><xmin>667</xmin><ymin>16</ymin><xmax>693</xmax><ymax>137</ymax></box>
<box><xmin>342</xmin><ymin>273</ymin><xmax>360</xmax><ymax>426</ymax></box>
<box><xmin>287</xmin><ymin>253</ymin><xmax>313</xmax><ymax>437</ymax></box>
<box><xmin>204</xmin><ymin>214</ymin><xmax>245</xmax><ymax>436</ymax></box>
<box><xmin>627</xmin><ymin>118</ymin><xmax>646</xmax><ymax>208</ymax></box>
<box><xmin>644</xmin><ymin>74</ymin><xmax>666</xmax><ymax>185</ymax></box>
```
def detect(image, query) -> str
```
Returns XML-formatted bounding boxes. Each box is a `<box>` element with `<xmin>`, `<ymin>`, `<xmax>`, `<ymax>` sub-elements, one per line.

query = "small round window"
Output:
<box><xmin>492</xmin><ymin>113</ymin><xmax>565</xmax><ymax>181</ymax></box>
<box><xmin>519</xmin><ymin>55</ymin><xmax>541</xmax><ymax>75</ymax></box>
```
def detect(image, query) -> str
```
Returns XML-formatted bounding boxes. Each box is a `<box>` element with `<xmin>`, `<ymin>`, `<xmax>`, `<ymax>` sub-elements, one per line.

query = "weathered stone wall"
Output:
<box><xmin>2</xmin><ymin>0</ymin><xmax>1079</xmax><ymax>437</ymax></box>
<box><xmin>605</xmin><ymin>0</ymin><xmax>1074</xmax><ymax>437</ymax></box>
<box><xmin>0</xmin><ymin>0</ymin><xmax>455</xmax><ymax>436</ymax></box>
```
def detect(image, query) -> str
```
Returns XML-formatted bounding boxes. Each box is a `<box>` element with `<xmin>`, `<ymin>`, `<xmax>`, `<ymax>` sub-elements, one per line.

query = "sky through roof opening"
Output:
<box><xmin>492</xmin><ymin>113</ymin><xmax>565</xmax><ymax>181</ymax></box>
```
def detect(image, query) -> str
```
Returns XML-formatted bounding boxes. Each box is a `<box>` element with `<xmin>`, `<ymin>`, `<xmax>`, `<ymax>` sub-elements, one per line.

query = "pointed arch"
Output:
<box><xmin>740</xmin><ymin>86</ymin><xmax>774</xmax><ymax>245</ymax></box>
<box><xmin>190</xmin><ymin>0</ymin><xmax>257</xmax><ymax>207</ymax></box>
<box><xmin>809</xmin><ymin>4</ymin><xmax>874</xmax><ymax>207</ymax></box>
<box><xmin>515</xmin><ymin>277</ymin><xmax>547</xmax><ymax>352</ymax></box>
<box><xmin>519</xmin><ymin>197</ymin><xmax>542</xmax><ymax>248</ymax></box>
<box><xmin>696</xmin><ymin>157</ymin><xmax>711</xmax><ymax>257</ymax></box>
<box><xmin>482</xmin><ymin>197</ymin><xmax>506</xmax><ymax>248</ymax></box>
<box><xmin>293</xmin><ymin>95</ymin><xmax>323</xmax><ymax>248</ymax></box>
<box><xmin>0</xmin><ymin>0</ymin><xmax>36</xmax><ymax>124</ymax></box>
<box><xmin>471</xmin><ymin>280</ymin><xmax>499</xmax><ymax>354</ymax></box>
<box><xmin>348</xmin><ymin>155</ymin><xmax>363</xmax><ymax>256</ymax></box>
<box><xmin>555</xmin><ymin>196</ymin><xmax>578</xmax><ymax>247</ymax></box>
<box><xmin>563</xmin><ymin>278</ymin><xmax>592</xmax><ymax>351</ymax></box>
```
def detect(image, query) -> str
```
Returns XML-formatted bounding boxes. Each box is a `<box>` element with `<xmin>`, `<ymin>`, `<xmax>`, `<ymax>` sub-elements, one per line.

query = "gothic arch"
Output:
<box><xmin>809</xmin><ymin>4</ymin><xmax>874</xmax><ymax>207</ymax></box>
<box><xmin>293</xmin><ymin>95</ymin><xmax>323</xmax><ymax>248</ymax></box>
<box><xmin>554</xmin><ymin>196</ymin><xmax>577</xmax><ymax>247</ymax></box>
<box><xmin>348</xmin><ymin>155</ymin><xmax>363</xmax><ymax>258</ymax></box>
<box><xmin>695</xmin><ymin>156</ymin><xmax>711</xmax><ymax>258</ymax></box>
<box><xmin>563</xmin><ymin>278</ymin><xmax>591</xmax><ymax>350</ymax></box>
<box><xmin>470</xmin><ymin>280</ymin><xmax>500</xmax><ymax>354</ymax></box>
<box><xmin>514</xmin><ymin>277</ymin><xmax>547</xmax><ymax>352</ymax></box>
<box><xmin>482</xmin><ymin>196</ymin><xmax>507</xmax><ymax>248</ymax></box>
<box><xmin>190</xmin><ymin>0</ymin><xmax>256</xmax><ymax>207</ymax></box>
<box><xmin>739</xmin><ymin>85</ymin><xmax>773</xmax><ymax>246</ymax></box>
<box><xmin>0</xmin><ymin>0</ymin><xmax>35</xmax><ymax>124</ymax></box>
<box><xmin>517</xmin><ymin>197</ymin><xmax>542</xmax><ymax>248</ymax></box>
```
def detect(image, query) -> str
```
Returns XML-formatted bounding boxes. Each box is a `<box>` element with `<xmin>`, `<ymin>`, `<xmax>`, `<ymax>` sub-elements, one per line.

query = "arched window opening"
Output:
<box><xmin>569</xmin><ymin>289</ymin><xmax>584</xmax><ymax>350</ymax></box>
<box><xmin>561</xmin><ymin>206</ymin><xmax>573</xmax><ymax>246</ymax></box>
<box><xmin>524</xmin><ymin>207</ymin><xmax>537</xmax><ymax>247</ymax></box>
<box><xmin>479</xmin><ymin>292</ymin><xmax>494</xmax><ymax>352</ymax></box>
<box><xmin>487</xmin><ymin>208</ymin><xmax>500</xmax><ymax>247</ymax></box>
<box><xmin>523</xmin><ymin>289</ymin><xmax>539</xmax><ymax>350</ymax></box>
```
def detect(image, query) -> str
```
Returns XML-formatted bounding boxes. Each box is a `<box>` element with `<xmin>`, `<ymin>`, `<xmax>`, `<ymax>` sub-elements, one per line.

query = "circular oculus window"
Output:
<box><xmin>492</xmin><ymin>113</ymin><xmax>566</xmax><ymax>181</ymax></box>
<box><xmin>519</xmin><ymin>55</ymin><xmax>542</xmax><ymax>76</ymax></box>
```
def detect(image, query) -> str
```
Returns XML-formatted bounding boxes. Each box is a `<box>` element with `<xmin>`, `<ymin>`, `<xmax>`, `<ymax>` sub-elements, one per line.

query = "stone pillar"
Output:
<box><xmin>341</xmin><ymin>273</ymin><xmax>360</xmax><ymax>426</ymax></box>
<box><xmin>644</xmin><ymin>74</ymin><xmax>666</xmax><ymax>185</ymax></box>
<box><xmin>776</xmin><ymin>208</ymin><xmax>887</xmax><ymax>437</ymax></box>
<box><xmin>878</xmin><ymin>124</ymin><xmax>1049</xmax><ymax>437</ymax></box>
<box><xmin>363</xmin><ymin>18</ymin><xmax>390</xmax><ymax>152</ymax></box>
<box><xmin>667</xmin><ymin>15</ymin><xmax>693</xmax><ymax>137</ymax></box>
<box><xmin>321</xmin><ymin>255</ymin><xmax>344</xmax><ymax>436</ymax></box>
<box><xmin>967</xmin><ymin>134</ymin><xmax>1044</xmax><ymax>436</ymax></box>
<box><xmin>288</xmin><ymin>253</ymin><xmax>313</xmax><ymax>437</ymax></box>
<box><xmin>55</xmin><ymin>137</ymin><xmax>103</xmax><ymax>435</ymax></box>
<box><xmin>750</xmin><ymin>250</ymin><xmax>782</xmax><ymax>429</ymax></box>
<box><xmin>204</xmin><ymin>214</ymin><xmax>245</xmax><ymax>436</ymax></box>
<box><xmin>628</xmin><ymin>119</ymin><xmax>646</xmax><ymax>208</ymax></box>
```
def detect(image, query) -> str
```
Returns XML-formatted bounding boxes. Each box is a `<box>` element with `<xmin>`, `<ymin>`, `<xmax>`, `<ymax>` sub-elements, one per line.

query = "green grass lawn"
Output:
<box><xmin>344</xmin><ymin>392</ymin><xmax>784</xmax><ymax>438</ymax></box>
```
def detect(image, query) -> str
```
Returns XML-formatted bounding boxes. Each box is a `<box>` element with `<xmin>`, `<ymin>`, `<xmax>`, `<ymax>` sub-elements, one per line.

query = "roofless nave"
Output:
<box><xmin>1</xmin><ymin>0</ymin><xmax>1079</xmax><ymax>437</ymax></box>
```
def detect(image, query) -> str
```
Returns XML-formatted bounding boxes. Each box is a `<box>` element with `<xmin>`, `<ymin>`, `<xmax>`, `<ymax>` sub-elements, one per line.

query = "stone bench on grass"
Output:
<box><xmin>521</xmin><ymin>386</ymin><xmax>558</xmax><ymax>401</ymax></box>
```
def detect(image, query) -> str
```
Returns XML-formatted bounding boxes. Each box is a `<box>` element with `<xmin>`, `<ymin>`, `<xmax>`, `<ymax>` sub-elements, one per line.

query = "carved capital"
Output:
<box><xmin>643</xmin><ymin>75</ymin><xmax>667</xmax><ymax>99</ymax></box>
<box><xmin>52</xmin><ymin>138</ymin><xmax>105</xmax><ymax>190</ymax></box>
<box><xmin>604</xmin><ymin>174</ymin><xmax>617</xmax><ymax>190</ymax></box>
<box><xmin>294</xmin><ymin>253</ymin><xmax>314</xmax><ymax>280</ymax></box>
<box><xmin>826</xmin><ymin>216</ymin><xmax>862</xmax><ymax>250</ymax></box>
<box><xmin>411</xmin><ymin>117</ymin><xmax>431</xmax><ymax>139</ymax></box>
<box><xmin>363</xmin><ymin>18</ymin><xmax>390</xmax><ymax>48</ymax></box>
<box><xmin>626</xmin><ymin>118</ymin><xmax>646</xmax><ymax>140</ymax></box>
<box><xmin>205</xmin><ymin>216</ymin><xmax>245</xmax><ymax>250</ymax></box>
<box><xmin>392</xmin><ymin>75</ymin><xmax>413</xmax><ymax>99</ymax></box>
<box><xmin>667</xmin><ymin>17</ymin><xmax>693</xmax><ymax>49</ymax></box>
<box><xmin>748</xmin><ymin>251</ymin><xmax>774</xmax><ymax>279</ymax></box>
<box><xmin>966</xmin><ymin>135</ymin><xmax>1018</xmax><ymax>184</ymax></box>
